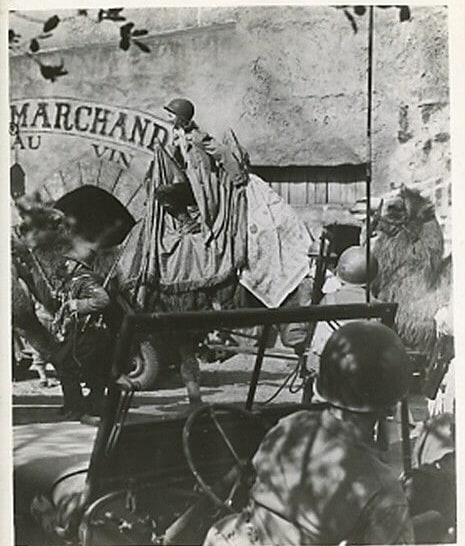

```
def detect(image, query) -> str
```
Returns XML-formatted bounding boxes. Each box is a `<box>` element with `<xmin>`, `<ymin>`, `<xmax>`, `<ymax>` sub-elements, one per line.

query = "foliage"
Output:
<box><xmin>119</xmin><ymin>21</ymin><xmax>150</xmax><ymax>52</ymax></box>
<box><xmin>39</xmin><ymin>61</ymin><xmax>68</xmax><ymax>83</ymax></box>
<box><xmin>336</xmin><ymin>5</ymin><xmax>411</xmax><ymax>34</ymax></box>
<box><xmin>9</xmin><ymin>6</ymin><xmax>413</xmax><ymax>81</ymax></box>
<box><xmin>9</xmin><ymin>8</ymin><xmax>151</xmax><ymax>82</ymax></box>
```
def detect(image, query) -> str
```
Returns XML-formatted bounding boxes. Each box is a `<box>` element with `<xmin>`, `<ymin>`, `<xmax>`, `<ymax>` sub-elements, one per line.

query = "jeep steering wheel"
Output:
<box><xmin>182</xmin><ymin>404</ymin><xmax>268</xmax><ymax>511</ymax></box>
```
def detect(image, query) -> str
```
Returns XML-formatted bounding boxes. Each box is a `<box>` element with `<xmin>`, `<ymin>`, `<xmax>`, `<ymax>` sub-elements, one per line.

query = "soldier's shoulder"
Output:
<box><xmin>278</xmin><ymin>409</ymin><xmax>322</xmax><ymax>431</ymax></box>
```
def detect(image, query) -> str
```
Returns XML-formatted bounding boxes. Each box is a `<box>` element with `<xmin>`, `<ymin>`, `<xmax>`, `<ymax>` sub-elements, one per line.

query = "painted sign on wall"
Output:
<box><xmin>9</xmin><ymin>97</ymin><xmax>171</xmax><ymax>218</ymax></box>
<box><xmin>10</xmin><ymin>98</ymin><xmax>170</xmax><ymax>155</ymax></box>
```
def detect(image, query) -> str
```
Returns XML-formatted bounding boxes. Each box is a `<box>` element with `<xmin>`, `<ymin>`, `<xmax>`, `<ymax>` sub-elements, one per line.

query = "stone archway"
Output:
<box><xmin>38</xmin><ymin>154</ymin><xmax>147</xmax><ymax>222</ymax></box>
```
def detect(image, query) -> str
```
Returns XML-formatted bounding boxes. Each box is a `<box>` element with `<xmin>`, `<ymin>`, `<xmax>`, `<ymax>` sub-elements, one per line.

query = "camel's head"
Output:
<box><xmin>374</xmin><ymin>185</ymin><xmax>446</xmax><ymax>288</ymax></box>
<box><xmin>377</xmin><ymin>185</ymin><xmax>437</xmax><ymax>240</ymax></box>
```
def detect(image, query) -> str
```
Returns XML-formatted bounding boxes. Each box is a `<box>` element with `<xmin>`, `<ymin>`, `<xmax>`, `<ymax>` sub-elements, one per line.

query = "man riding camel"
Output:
<box><xmin>128</xmin><ymin>98</ymin><xmax>251</xmax><ymax>407</ymax></box>
<box><xmin>121</xmin><ymin>97</ymin><xmax>311</xmax><ymax>407</ymax></box>
<box><xmin>146</xmin><ymin>98</ymin><xmax>312</xmax><ymax>405</ymax></box>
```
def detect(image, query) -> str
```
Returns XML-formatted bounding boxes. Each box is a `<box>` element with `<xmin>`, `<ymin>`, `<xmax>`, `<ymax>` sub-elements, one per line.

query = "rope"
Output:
<box><xmin>258</xmin><ymin>357</ymin><xmax>305</xmax><ymax>406</ymax></box>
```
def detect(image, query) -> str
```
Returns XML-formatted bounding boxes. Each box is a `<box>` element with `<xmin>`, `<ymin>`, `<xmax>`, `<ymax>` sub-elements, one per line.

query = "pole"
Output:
<box><xmin>400</xmin><ymin>397</ymin><xmax>412</xmax><ymax>473</ymax></box>
<box><xmin>246</xmin><ymin>325</ymin><xmax>271</xmax><ymax>411</ymax></box>
<box><xmin>366</xmin><ymin>5</ymin><xmax>374</xmax><ymax>303</ymax></box>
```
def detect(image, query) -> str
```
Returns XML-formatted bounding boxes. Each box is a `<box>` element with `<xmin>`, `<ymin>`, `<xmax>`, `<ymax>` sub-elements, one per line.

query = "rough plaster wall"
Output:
<box><xmin>216</xmin><ymin>6</ymin><xmax>369</xmax><ymax>166</ymax></box>
<box><xmin>9</xmin><ymin>6</ymin><xmax>368</xmax><ymax>169</ymax></box>
<box><xmin>9</xmin><ymin>6</ymin><xmax>450</xmax><ymax>246</ymax></box>
<box><xmin>372</xmin><ymin>7</ymin><xmax>450</xmax><ymax>248</ymax></box>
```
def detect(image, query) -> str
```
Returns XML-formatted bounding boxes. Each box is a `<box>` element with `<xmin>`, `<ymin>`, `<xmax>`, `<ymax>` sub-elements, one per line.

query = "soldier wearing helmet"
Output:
<box><xmin>163</xmin><ymin>97</ymin><xmax>248</xmax><ymax>187</ymax></box>
<box><xmin>336</xmin><ymin>244</ymin><xmax>379</xmax><ymax>286</ymax></box>
<box><xmin>163</xmin><ymin>98</ymin><xmax>197</xmax><ymax>171</ymax></box>
<box><xmin>52</xmin><ymin>247</ymin><xmax>111</xmax><ymax>422</ymax></box>
<box><xmin>305</xmin><ymin>245</ymin><xmax>379</xmax><ymax>395</ymax></box>
<box><xmin>164</xmin><ymin>98</ymin><xmax>195</xmax><ymax>128</ymax></box>
<box><xmin>205</xmin><ymin>322</ymin><xmax>414</xmax><ymax>546</ymax></box>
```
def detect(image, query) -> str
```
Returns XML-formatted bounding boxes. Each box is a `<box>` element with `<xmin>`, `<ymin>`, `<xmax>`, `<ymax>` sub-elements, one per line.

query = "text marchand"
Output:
<box><xmin>10</xmin><ymin>99</ymin><xmax>169</xmax><ymax>153</ymax></box>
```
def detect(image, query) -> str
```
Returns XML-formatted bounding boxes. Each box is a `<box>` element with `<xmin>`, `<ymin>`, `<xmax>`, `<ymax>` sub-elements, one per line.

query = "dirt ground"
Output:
<box><xmin>13</xmin><ymin>350</ymin><xmax>428</xmax><ymax>428</ymax></box>
<box><xmin>12</xmin><ymin>353</ymin><xmax>306</xmax><ymax>424</ymax></box>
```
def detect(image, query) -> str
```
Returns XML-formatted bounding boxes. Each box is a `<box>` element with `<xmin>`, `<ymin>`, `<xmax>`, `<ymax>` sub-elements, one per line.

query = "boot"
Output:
<box><xmin>85</xmin><ymin>387</ymin><xmax>105</xmax><ymax>416</ymax></box>
<box><xmin>185</xmin><ymin>381</ymin><xmax>202</xmax><ymax>407</ymax></box>
<box><xmin>80</xmin><ymin>388</ymin><xmax>105</xmax><ymax>426</ymax></box>
<box><xmin>60</xmin><ymin>378</ymin><xmax>84</xmax><ymax>419</ymax></box>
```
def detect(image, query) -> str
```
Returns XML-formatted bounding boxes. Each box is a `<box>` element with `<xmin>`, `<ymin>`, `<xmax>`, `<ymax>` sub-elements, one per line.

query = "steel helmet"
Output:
<box><xmin>315</xmin><ymin>321</ymin><xmax>410</xmax><ymax>413</ymax></box>
<box><xmin>336</xmin><ymin>245</ymin><xmax>379</xmax><ymax>285</ymax></box>
<box><xmin>164</xmin><ymin>98</ymin><xmax>195</xmax><ymax>123</ymax></box>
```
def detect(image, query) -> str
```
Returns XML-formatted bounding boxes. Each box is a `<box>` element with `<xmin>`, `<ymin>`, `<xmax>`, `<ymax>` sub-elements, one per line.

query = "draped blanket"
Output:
<box><xmin>127</xmin><ymin>136</ymin><xmax>310</xmax><ymax>311</ymax></box>
<box><xmin>129</xmin><ymin>140</ymin><xmax>247</xmax><ymax>309</ymax></box>
<box><xmin>239</xmin><ymin>175</ymin><xmax>312</xmax><ymax>308</ymax></box>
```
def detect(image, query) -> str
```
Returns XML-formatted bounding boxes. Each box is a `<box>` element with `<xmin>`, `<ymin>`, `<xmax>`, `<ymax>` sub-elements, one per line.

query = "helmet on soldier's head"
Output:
<box><xmin>164</xmin><ymin>98</ymin><xmax>195</xmax><ymax>123</ymax></box>
<box><xmin>336</xmin><ymin>245</ymin><xmax>379</xmax><ymax>285</ymax></box>
<box><xmin>315</xmin><ymin>322</ymin><xmax>410</xmax><ymax>413</ymax></box>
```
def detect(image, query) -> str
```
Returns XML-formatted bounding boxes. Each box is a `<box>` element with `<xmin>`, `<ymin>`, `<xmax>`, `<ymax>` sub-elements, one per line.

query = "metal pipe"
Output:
<box><xmin>400</xmin><ymin>397</ymin><xmax>412</xmax><ymax>473</ymax></box>
<box><xmin>123</xmin><ymin>303</ymin><xmax>398</xmax><ymax>334</ymax></box>
<box><xmin>246</xmin><ymin>325</ymin><xmax>271</xmax><ymax>411</ymax></box>
<box><xmin>366</xmin><ymin>5</ymin><xmax>374</xmax><ymax>303</ymax></box>
<box><xmin>85</xmin><ymin>386</ymin><xmax>125</xmax><ymax>502</ymax></box>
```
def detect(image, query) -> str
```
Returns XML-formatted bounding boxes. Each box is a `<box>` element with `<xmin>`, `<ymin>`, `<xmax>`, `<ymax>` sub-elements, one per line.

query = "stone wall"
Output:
<box><xmin>371</xmin><ymin>7</ymin><xmax>451</xmax><ymax>250</ymax></box>
<box><xmin>9</xmin><ymin>6</ymin><xmax>450</xmax><ymax>248</ymax></box>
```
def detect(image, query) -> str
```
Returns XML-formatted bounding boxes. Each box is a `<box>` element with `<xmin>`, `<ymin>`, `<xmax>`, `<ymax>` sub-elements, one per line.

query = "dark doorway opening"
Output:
<box><xmin>54</xmin><ymin>185</ymin><xmax>136</xmax><ymax>247</ymax></box>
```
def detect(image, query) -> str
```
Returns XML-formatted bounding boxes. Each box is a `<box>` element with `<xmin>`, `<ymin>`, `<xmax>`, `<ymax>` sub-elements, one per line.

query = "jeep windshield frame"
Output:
<box><xmin>85</xmin><ymin>302</ymin><xmax>411</xmax><ymax>502</ymax></box>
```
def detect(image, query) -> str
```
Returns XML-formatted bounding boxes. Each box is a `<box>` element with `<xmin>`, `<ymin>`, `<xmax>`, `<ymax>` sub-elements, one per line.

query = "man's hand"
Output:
<box><xmin>201</xmin><ymin>137</ymin><xmax>222</xmax><ymax>156</ymax></box>
<box><xmin>53</xmin><ymin>299</ymin><xmax>78</xmax><ymax>336</ymax></box>
<box><xmin>173</xmin><ymin>127</ymin><xmax>189</xmax><ymax>158</ymax></box>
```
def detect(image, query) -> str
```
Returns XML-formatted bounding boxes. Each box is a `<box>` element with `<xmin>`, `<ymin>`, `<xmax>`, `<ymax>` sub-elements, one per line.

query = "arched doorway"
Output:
<box><xmin>55</xmin><ymin>185</ymin><xmax>136</xmax><ymax>247</ymax></box>
<box><xmin>38</xmin><ymin>154</ymin><xmax>147</xmax><ymax>223</ymax></box>
<box><xmin>34</xmin><ymin>153</ymin><xmax>147</xmax><ymax>249</ymax></box>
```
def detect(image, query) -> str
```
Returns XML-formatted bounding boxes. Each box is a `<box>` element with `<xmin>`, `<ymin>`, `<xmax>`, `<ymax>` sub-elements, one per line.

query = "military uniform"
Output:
<box><xmin>53</xmin><ymin>258</ymin><xmax>111</xmax><ymax>418</ymax></box>
<box><xmin>205</xmin><ymin>410</ymin><xmax>414</xmax><ymax>546</ymax></box>
<box><xmin>170</xmin><ymin>123</ymin><xmax>248</xmax><ymax>187</ymax></box>
<box><xmin>305</xmin><ymin>246</ymin><xmax>378</xmax><ymax>397</ymax></box>
<box><xmin>307</xmin><ymin>278</ymin><xmax>368</xmax><ymax>378</ymax></box>
<box><xmin>205</xmin><ymin>323</ymin><xmax>414</xmax><ymax>546</ymax></box>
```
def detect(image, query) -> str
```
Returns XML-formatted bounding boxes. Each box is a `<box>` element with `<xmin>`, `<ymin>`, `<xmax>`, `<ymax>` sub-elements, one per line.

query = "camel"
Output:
<box><xmin>11</xmin><ymin>200</ymin><xmax>108</xmax><ymax>387</ymax></box>
<box><xmin>371</xmin><ymin>185</ymin><xmax>452</xmax><ymax>355</ymax></box>
<box><xmin>12</xmin><ymin>138</ymin><xmax>313</xmax><ymax>406</ymax></box>
<box><xmin>11</xmin><ymin>203</ymin><xmax>69</xmax><ymax>381</ymax></box>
